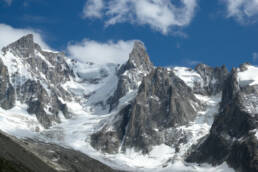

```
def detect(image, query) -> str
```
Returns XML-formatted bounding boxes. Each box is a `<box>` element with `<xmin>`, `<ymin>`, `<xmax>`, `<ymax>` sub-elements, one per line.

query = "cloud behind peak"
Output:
<box><xmin>0</xmin><ymin>24</ymin><xmax>49</xmax><ymax>50</ymax></box>
<box><xmin>83</xmin><ymin>0</ymin><xmax>198</xmax><ymax>34</ymax></box>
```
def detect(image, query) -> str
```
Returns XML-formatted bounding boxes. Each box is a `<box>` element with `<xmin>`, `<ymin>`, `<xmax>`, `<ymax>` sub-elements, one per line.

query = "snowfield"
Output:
<box><xmin>0</xmin><ymin>96</ymin><xmax>234</xmax><ymax>171</ymax></box>
<box><xmin>0</xmin><ymin>101</ymin><xmax>43</xmax><ymax>138</ymax></box>
<box><xmin>0</xmin><ymin>48</ymin><xmax>235</xmax><ymax>171</ymax></box>
<box><xmin>238</xmin><ymin>64</ymin><xmax>258</xmax><ymax>86</ymax></box>
<box><xmin>173</xmin><ymin>67</ymin><xmax>203</xmax><ymax>89</ymax></box>
<box><xmin>0</xmin><ymin>80</ymin><xmax>234</xmax><ymax>172</ymax></box>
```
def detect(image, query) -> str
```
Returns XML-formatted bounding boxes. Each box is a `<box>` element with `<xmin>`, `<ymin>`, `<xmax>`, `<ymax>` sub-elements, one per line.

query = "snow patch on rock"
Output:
<box><xmin>238</xmin><ymin>65</ymin><xmax>258</xmax><ymax>87</ymax></box>
<box><xmin>0</xmin><ymin>101</ymin><xmax>44</xmax><ymax>138</ymax></box>
<box><xmin>173</xmin><ymin>67</ymin><xmax>203</xmax><ymax>89</ymax></box>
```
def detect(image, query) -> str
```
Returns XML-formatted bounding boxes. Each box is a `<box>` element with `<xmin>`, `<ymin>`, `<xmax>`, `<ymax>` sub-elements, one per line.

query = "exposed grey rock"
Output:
<box><xmin>0</xmin><ymin>58</ymin><xmax>15</xmax><ymax>109</ymax></box>
<box><xmin>23</xmin><ymin>139</ymin><xmax>123</xmax><ymax>172</ymax></box>
<box><xmin>92</xmin><ymin>67</ymin><xmax>202</xmax><ymax>153</ymax></box>
<box><xmin>219</xmin><ymin>68</ymin><xmax>240</xmax><ymax>111</ymax></box>
<box><xmin>2</xmin><ymin>34</ymin><xmax>73</xmax><ymax>85</ymax></box>
<box><xmin>27</xmin><ymin>100</ymin><xmax>52</xmax><ymax>129</ymax></box>
<box><xmin>194</xmin><ymin>64</ymin><xmax>228</xmax><ymax>95</ymax></box>
<box><xmin>108</xmin><ymin>41</ymin><xmax>154</xmax><ymax>111</ymax></box>
<box><xmin>227</xmin><ymin>135</ymin><xmax>258</xmax><ymax>172</ymax></box>
<box><xmin>0</xmin><ymin>131</ymin><xmax>56</xmax><ymax>172</ymax></box>
<box><xmin>186</xmin><ymin>66</ymin><xmax>258</xmax><ymax>172</ymax></box>
<box><xmin>0</xmin><ymin>131</ymin><xmax>121</xmax><ymax>172</ymax></box>
<box><xmin>91</xmin><ymin>105</ymin><xmax>132</xmax><ymax>154</ymax></box>
<box><xmin>2</xmin><ymin>34</ymin><xmax>35</xmax><ymax>58</ymax></box>
<box><xmin>1</xmin><ymin>34</ymin><xmax>74</xmax><ymax>128</ymax></box>
<box><xmin>122</xmin><ymin>41</ymin><xmax>153</xmax><ymax>72</ymax></box>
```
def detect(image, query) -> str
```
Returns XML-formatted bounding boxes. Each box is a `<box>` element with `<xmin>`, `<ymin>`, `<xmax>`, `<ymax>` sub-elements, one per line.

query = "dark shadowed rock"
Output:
<box><xmin>0</xmin><ymin>59</ymin><xmax>15</xmax><ymax>109</ymax></box>
<box><xmin>2</xmin><ymin>34</ymin><xmax>35</xmax><ymax>58</ymax></box>
<box><xmin>186</xmin><ymin>66</ymin><xmax>258</xmax><ymax>172</ymax></box>
<box><xmin>92</xmin><ymin>67</ymin><xmax>202</xmax><ymax>153</ymax></box>
<box><xmin>108</xmin><ymin>41</ymin><xmax>154</xmax><ymax>111</ymax></box>
<box><xmin>2</xmin><ymin>34</ymin><xmax>73</xmax><ymax>85</ymax></box>
<box><xmin>27</xmin><ymin>100</ymin><xmax>52</xmax><ymax>128</ymax></box>
<box><xmin>91</xmin><ymin>104</ymin><xmax>132</xmax><ymax>154</ymax></box>
<box><xmin>122</xmin><ymin>41</ymin><xmax>153</xmax><ymax>72</ymax></box>
<box><xmin>0</xmin><ymin>131</ymin><xmax>56</xmax><ymax>172</ymax></box>
<box><xmin>195</xmin><ymin>64</ymin><xmax>228</xmax><ymax>95</ymax></box>
<box><xmin>0</xmin><ymin>34</ymin><xmax>74</xmax><ymax>128</ymax></box>
<box><xmin>227</xmin><ymin>135</ymin><xmax>258</xmax><ymax>172</ymax></box>
<box><xmin>0</xmin><ymin>131</ymin><xmax>121</xmax><ymax>172</ymax></box>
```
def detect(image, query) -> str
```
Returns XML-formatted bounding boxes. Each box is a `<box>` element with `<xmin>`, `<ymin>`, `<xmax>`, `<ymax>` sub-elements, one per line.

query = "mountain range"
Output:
<box><xmin>0</xmin><ymin>34</ymin><xmax>257</xmax><ymax>172</ymax></box>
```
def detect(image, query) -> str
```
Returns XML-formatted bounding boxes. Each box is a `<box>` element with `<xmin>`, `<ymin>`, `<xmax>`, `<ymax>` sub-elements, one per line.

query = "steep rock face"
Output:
<box><xmin>91</xmin><ymin>44</ymin><xmax>229</xmax><ymax>155</ymax></box>
<box><xmin>2</xmin><ymin>34</ymin><xmax>73</xmax><ymax>86</ymax></box>
<box><xmin>0</xmin><ymin>58</ymin><xmax>15</xmax><ymax>109</ymax></box>
<box><xmin>122</xmin><ymin>41</ymin><xmax>153</xmax><ymax>72</ymax></box>
<box><xmin>172</xmin><ymin>64</ymin><xmax>228</xmax><ymax>96</ymax></box>
<box><xmin>227</xmin><ymin>136</ymin><xmax>258</xmax><ymax>172</ymax></box>
<box><xmin>0</xmin><ymin>34</ymin><xmax>73</xmax><ymax>128</ymax></box>
<box><xmin>91</xmin><ymin>67</ymin><xmax>202</xmax><ymax>153</ymax></box>
<box><xmin>108</xmin><ymin>41</ymin><xmax>154</xmax><ymax>111</ymax></box>
<box><xmin>186</xmin><ymin>65</ymin><xmax>258</xmax><ymax>172</ymax></box>
<box><xmin>194</xmin><ymin>64</ymin><xmax>228</xmax><ymax>95</ymax></box>
<box><xmin>0</xmin><ymin>131</ymin><xmax>56</xmax><ymax>172</ymax></box>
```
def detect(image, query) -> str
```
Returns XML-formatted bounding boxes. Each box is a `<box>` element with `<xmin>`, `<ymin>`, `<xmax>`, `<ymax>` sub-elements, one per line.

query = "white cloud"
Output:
<box><xmin>184</xmin><ymin>59</ymin><xmax>201</xmax><ymax>66</ymax></box>
<box><xmin>83</xmin><ymin>0</ymin><xmax>198</xmax><ymax>34</ymax></box>
<box><xmin>0</xmin><ymin>24</ymin><xmax>134</xmax><ymax>65</ymax></box>
<box><xmin>3</xmin><ymin>0</ymin><xmax>12</xmax><ymax>6</ymax></box>
<box><xmin>83</xmin><ymin>0</ymin><xmax>104</xmax><ymax>18</ymax></box>
<box><xmin>0</xmin><ymin>24</ymin><xmax>50</xmax><ymax>50</ymax></box>
<box><xmin>252</xmin><ymin>52</ymin><xmax>258</xmax><ymax>61</ymax></box>
<box><xmin>67</xmin><ymin>39</ymin><xmax>134</xmax><ymax>65</ymax></box>
<box><xmin>222</xmin><ymin>0</ymin><xmax>258</xmax><ymax>23</ymax></box>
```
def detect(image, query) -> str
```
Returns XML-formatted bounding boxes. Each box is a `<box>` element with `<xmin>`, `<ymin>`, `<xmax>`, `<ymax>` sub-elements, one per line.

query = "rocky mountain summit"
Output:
<box><xmin>186</xmin><ymin>65</ymin><xmax>258</xmax><ymax>172</ymax></box>
<box><xmin>0</xmin><ymin>34</ymin><xmax>73</xmax><ymax>128</ymax></box>
<box><xmin>0</xmin><ymin>34</ymin><xmax>257</xmax><ymax>172</ymax></box>
<box><xmin>91</xmin><ymin>43</ymin><xmax>229</xmax><ymax>155</ymax></box>
<box><xmin>108</xmin><ymin>41</ymin><xmax>154</xmax><ymax>111</ymax></box>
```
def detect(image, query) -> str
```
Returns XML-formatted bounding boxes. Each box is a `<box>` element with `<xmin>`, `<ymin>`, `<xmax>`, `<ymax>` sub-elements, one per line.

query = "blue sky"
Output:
<box><xmin>1</xmin><ymin>0</ymin><xmax>258</xmax><ymax>69</ymax></box>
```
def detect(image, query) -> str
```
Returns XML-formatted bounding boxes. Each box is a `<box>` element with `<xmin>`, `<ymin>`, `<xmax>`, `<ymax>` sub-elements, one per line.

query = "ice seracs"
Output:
<box><xmin>64</xmin><ymin>59</ymin><xmax>119</xmax><ymax>113</ymax></box>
